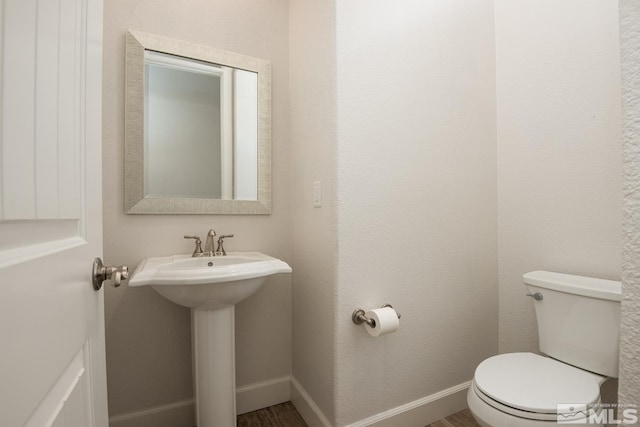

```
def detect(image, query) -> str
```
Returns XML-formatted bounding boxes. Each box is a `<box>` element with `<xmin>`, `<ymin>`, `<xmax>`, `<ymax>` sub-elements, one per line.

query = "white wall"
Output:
<box><xmin>333</xmin><ymin>1</ymin><xmax>498</xmax><ymax>424</ymax></box>
<box><xmin>102</xmin><ymin>0</ymin><xmax>290</xmax><ymax>424</ymax></box>
<box><xmin>495</xmin><ymin>0</ymin><xmax>622</xmax><ymax>354</ymax></box>
<box><xmin>289</xmin><ymin>0</ymin><xmax>338</xmax><ymax>423</ymax></box>
<box><xmin>619</xmin><ymin>0</ymin><xmax>640</xmax><ymax>407</ymax></box>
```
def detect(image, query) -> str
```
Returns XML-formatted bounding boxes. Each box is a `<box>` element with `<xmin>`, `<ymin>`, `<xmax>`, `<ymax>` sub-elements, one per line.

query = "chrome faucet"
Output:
<box><xmin>184</xmin><ymin>229</ymin><xmax>216</xmax><ymax>257</ymax></box>
<box><xmin>203</xmin><ymin>229</ymin><xmax>217</xmax><ymax>256</ymax></box>
<box><xmin>185</xmin><ymin>229</ymin><xmax>233</xmax><ymax>257</ymax></box>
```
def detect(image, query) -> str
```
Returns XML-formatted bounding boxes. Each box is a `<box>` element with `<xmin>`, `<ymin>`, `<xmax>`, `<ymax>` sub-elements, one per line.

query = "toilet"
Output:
<box><xmin>468</xmin><ymin>271</ymin><xmax>621</xmax><ymax>427</ymax></box>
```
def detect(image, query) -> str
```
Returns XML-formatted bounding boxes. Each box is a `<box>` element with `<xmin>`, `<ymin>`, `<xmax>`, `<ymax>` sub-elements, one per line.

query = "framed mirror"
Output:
<box><xmin>125</xmin><ymin>30</ymin><xmax>271</xmax><ymax>214</ymax></box>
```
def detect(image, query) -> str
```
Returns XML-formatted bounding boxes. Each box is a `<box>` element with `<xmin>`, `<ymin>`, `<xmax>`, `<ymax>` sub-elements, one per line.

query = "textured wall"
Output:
<box><xmin>289</xmin><ymin>0</ymin><xmax>338</xmax><ymax>423</ymax></box>
<box><xmin>619</xmin><ymin>0</ymin><xmax>640</xmax><ymax>408</ymax></box>
<box><xmin>102</xmin><ymin>0</ymin><xmax>291</xmax><ymax>421</ymax></box>
<box><xmin>495</xmin><ymin>0</ymin><xmax>622</xmax><ymax>354</ymax></box>
<box><xmin>334</xmin><ymin>1</ymin><xmax>498</xmax><ymax>424</ymax></box>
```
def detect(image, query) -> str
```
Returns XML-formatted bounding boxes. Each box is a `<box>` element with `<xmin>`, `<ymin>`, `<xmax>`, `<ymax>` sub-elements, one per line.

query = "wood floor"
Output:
<box><xmin>237</xmin><ymin>403</ymin><xmax>479</xmax><ymax>427</ymax></box>
<box><xmin>426</xmin><ymin>409</ymin><xmax>481</xmax><ymax>427</ymax></box>
<box><xmin>237</xmin><ymin>402</ymin><xmax>307</xmax><ymax>427</ymax></box>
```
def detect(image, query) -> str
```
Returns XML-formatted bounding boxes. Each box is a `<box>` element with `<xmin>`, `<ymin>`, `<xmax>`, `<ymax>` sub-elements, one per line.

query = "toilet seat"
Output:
<box><xmin>473</xmin><ymin>352</ymin><xmax>602</xmax><ymax>421</ymax></box>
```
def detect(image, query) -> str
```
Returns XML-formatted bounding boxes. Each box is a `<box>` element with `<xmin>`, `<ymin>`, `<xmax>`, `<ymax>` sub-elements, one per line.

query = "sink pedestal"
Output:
<box><xmin>192</xmin><ymin>306</ymin><xmax>236</xmax><ymax>427</ymax></box>
<box><xmin>127</xmin><ymin>252</ymin><xmax>292</xmax><ymax>427</ymax></box>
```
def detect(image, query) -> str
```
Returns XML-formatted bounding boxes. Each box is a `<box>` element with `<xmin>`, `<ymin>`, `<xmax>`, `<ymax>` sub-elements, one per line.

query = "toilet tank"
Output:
<box><xmin>523</xmin><ymin>271</ymin><xmax>621</xmax><ymax>378</ymax></box>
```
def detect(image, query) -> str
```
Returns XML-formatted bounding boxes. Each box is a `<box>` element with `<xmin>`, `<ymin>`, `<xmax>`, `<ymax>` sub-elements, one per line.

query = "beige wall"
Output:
<box><xmin>102</xmin><ymin>0</ymin><xmax>291</xmax><ymax>423</ymax></box>
<box><xmin>102</xmin><ymin>1</ymin><xmax>635</xmax><ymax>425</ymax></box>
<box><xmin>619</xmin><ymin>0</ymin><xmax>640</xmax><ymax>408</ymax></box>
<box><xmin>495</xmin><ymin>0</ymin><xmax>622</xmax><ymax>354</ymax></box>
<box><xmin>289</xmin><ymin>0</ymin><xmax>338</xmax><ymax>423</ymax></box>
<box><xmin>333</xmin><ymin>1</ymin><xmax>498</xmax><ymax>424</ymax></box>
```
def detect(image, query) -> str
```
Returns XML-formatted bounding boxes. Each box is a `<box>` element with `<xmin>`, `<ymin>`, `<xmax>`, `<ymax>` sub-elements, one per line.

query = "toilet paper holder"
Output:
<box><xmin>352</xmin><ymin>304</ymin><xmax>401</xmax><ymax>327</ymax></box>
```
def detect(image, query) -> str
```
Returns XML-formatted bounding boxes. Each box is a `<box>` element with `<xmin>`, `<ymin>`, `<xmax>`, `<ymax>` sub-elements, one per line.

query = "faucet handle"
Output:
<box><xmin>216</xmin><ymin>234</ymin><xmax>234</xmax><ymax>256</ymax></box>
<box><xmin>184</xmin><ymin>235</ymin><xmax>203</xmax><ymax>257</ymax></box>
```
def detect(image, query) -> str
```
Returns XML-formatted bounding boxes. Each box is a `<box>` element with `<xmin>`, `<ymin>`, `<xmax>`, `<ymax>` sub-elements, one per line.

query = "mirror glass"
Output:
<box><xmin>125</xmin><ymin>30</ymin><xmax>271</xmax><ymax>214</ymax></box>
<box><xmin>144</xmin><ymin>51</ymin><xmax>258</xmax><ymax>201</ymax></box>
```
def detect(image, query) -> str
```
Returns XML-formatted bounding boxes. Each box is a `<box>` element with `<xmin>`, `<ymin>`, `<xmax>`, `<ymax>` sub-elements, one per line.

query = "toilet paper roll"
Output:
<box><xmin>364</xmin><ymin>307</ymin><xmax>399</xmax><ymax>337</ymax></box>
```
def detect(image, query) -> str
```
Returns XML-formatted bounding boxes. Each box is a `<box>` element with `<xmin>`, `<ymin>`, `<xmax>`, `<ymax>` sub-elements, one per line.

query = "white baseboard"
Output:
<box><xmin>109</xmin><ymin>376</ymin><xmax>291</xmax><ymax>427</ymax></box>
<box><xmin>109</xmin><ymin>377</ymin><xmax>470</xmax><ymax>427</ymax></box>
<box><xmin>236</xmin><ymin>375</ymin><xmax>292</xmax><ymax>415</ymax></box>
<box><xmin>291</xmin><ymin>376</ymin><xmax>333</xmax><ymax>427</ymax></box>
<box><xmin>108</xmin><ymin>399</ymin><xmax>195</xmax><ymax>427</ymax></box>
<box><xmin>291</xmin><ymin>376</ymin><xmax>471</xmax><ymax>427</ymax></box>
<box><xmin>348</xmin><ymin>381</ymin><xmax>471</xmax><ymax>427</ymax></box>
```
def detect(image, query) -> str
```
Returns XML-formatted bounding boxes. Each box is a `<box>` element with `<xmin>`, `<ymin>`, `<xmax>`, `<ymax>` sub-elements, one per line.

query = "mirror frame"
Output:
<box><xmin>125</xmin><ymin>30</ymin><xmax>271</xmax><ymax>214</ymax></box>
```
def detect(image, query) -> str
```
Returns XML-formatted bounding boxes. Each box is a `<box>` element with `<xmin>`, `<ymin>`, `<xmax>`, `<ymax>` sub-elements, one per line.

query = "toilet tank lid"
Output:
<box><xmin>523</xmin><ymin>271</ymin><xmax>621</xmax><ymax>301</ymax></box>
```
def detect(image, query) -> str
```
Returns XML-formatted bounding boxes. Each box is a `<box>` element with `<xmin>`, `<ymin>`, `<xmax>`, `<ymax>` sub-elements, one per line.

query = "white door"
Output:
<box><xmin>0</xmin><ymin>0</ymin><xmax>108</xmax><ymax>426</ymax></box>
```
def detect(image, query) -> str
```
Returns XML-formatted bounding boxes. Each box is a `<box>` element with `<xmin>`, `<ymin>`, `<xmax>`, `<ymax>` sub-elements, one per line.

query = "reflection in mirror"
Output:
<box><xmin>125</xmin><ymin>30</ymin><xmax>271</xmax><ymax>214</ymax></box>
<box><xmin>144</xmin><ymin>52</ymin><xmax>258</xmax><ymax>201</ymax></box>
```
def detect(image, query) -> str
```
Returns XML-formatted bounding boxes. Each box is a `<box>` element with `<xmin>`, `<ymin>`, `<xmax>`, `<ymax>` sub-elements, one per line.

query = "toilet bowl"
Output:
<box><xmin>468</xmin><ymin>353</ymin><xmax>606</xmax><ymax>426</ymax></box>
<box><xmin>467</xmin><ymin>271</ymin><xmax>621</xmax><ymax>427</ymax></box>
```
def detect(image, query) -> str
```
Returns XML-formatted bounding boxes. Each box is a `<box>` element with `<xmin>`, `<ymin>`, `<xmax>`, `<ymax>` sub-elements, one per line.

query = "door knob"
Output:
<box><xmin>92</xmin><ymin>257</ymin><xmax>129</xmax><ymax>291</ymax></box>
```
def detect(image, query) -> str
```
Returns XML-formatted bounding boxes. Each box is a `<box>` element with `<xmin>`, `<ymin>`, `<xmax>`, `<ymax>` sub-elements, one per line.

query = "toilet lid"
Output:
<box><xmin>474</xmin><ymin>353</ymin><xmax>601</xmax><ymax>414</ymax></box>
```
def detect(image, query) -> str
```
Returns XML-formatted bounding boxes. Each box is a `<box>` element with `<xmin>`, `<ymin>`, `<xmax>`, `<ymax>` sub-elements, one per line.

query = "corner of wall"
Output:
<box><xmin>289</xmin><ymin>0</ymin><xmax>339</xmax><ymax>424</ymax></box>
<box><xmin>619</xmin><ymin>0</ymin><xmax>640</xmax><ymax>406</ymax></box>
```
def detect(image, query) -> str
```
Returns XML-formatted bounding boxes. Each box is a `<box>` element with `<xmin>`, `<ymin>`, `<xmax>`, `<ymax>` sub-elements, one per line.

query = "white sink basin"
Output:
<box><xmin>128</xmin><ymin>251</ymin><xmax>291</xmax><ymax>427</ymax></box>
<box><xmin>128</xmin><ymin>252</ymin><xmax>291</xmax><ymax>310</ymax></box>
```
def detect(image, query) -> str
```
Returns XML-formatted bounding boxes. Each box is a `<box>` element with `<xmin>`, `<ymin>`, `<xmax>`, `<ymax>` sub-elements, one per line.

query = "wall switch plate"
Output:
<box><xmin>313</xmin><ymin>181</ymin><xmax>322</xmax><ymax>208</ymax></box>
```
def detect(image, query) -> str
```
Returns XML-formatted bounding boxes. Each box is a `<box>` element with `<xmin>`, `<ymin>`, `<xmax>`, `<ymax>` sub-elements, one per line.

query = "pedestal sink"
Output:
<box><xmin>128</xmin><ymin>252</ymin><xmax>292</xmax><ymax>427</ymax></box>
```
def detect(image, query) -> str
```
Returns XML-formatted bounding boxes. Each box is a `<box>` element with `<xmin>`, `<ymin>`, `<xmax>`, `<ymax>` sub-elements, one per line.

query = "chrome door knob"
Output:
<box><xmin>92</xmin><ymin>257</ymin><xmax>129</xmax><ymax>290</ymax></box>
